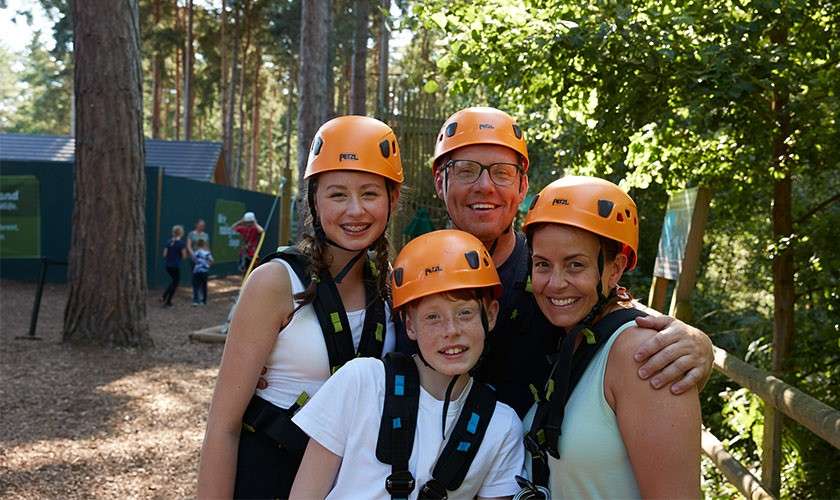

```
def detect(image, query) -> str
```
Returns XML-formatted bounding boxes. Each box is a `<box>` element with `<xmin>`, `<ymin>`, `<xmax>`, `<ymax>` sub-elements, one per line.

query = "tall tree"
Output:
<box><xmin>349</xmin><ymin>0</ymin><xmax>369</xmax><ymax>115</ymax></box>
<box><xmin>65</xmin><ymin>0</ymin><xmax>151</xmax><ymax>347</ymax></box>
<box><xmin>151</xmin><ymin>0</ymin><xmax>163</xmax><ymax>138</ymax></box>
<box><xmin>296</xmin><ymin>0</ymin><xmax>331</xmax><ymax>238</ymax></box>
<box><xmin>182</xmin><ymin>0</ymin><xmax>194</xmax><ymax>139</ymax></box>
<box><xmin>375</xmin><ymin>0</ymin><xmax>389</xmax><ymax>119</ymax></box>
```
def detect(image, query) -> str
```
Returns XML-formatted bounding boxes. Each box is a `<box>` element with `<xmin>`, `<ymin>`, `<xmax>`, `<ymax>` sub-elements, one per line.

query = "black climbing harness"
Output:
<box><xmin>375</xmin><ymin>352</ymin><xmax>498</xmax><ymax>500</ymax></box>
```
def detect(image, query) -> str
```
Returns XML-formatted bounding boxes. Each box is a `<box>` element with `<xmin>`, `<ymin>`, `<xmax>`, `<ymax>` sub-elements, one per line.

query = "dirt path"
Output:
<box><xmin>0</xmin><ymin>277</ymin><xmax>239</xmax><ymax>498</ymax></box>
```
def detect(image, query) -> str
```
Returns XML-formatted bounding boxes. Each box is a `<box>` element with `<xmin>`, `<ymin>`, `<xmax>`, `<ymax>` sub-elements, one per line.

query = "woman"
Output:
<box><xmin>522</xmin><ymin>176</ymin><xmax>700</xmax><ymax>499</ymax></box>
<box><xmin>197</xmin><ymin>116</ymin><xmax>403</xmax><ymax>499</ymax></box>
<box><xmin>161</xmin><ymin>224</ymin><xmax>186</xmax><ymax>307</ymax></box>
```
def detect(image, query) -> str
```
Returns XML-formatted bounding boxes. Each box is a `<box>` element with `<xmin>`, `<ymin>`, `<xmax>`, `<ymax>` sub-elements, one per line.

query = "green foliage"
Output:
<box><xmin>419</xmin><ymin>0</ymin><xmax>840</xmax><ymax>496</ymax></box>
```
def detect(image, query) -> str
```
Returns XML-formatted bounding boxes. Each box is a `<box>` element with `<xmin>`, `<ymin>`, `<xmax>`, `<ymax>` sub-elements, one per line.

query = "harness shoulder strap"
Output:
<box><xmin>258</xmin><ymin>248</ymin><xmax>312</xmax><ymax>287</ymax></box>
<box><xmin>427</xmin><ymin>381</ymin><xmax>498</xmax><ymax>493</ymax></box>
<box><xmin>527</xmin><ymin>307</ymin><xmax>648</xmax><ymax>485</ymax></box>
<box><xmin>376</xmin><ymin>352</ymin><xmax>421</xmax><ymax>499</ymax></box>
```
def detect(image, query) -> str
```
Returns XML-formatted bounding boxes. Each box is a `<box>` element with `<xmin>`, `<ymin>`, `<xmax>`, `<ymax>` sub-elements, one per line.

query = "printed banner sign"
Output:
<box><xmin>0</xmin><ymin>176</ymin><xmax>41</xmax><ymax>258</ymax></box>
<box><xmin>213</xmin><ymin>199</ymin><xmax>245</xmax><ymax>263</ymax></box>
<box><xmin>653</xmin><ymin>187</ymin><xmax>700</xmax><ymax>280</ymax></box>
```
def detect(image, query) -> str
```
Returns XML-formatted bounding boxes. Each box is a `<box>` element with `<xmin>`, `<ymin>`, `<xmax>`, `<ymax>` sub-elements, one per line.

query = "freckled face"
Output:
<box><xmin>314</xmin><ymin>170</ymin><xmax>398</xmax><ymax>251</ymax></box>
<box><xmin>434</xmin><ymin>144</ymin><xmax>528</xmax><ymax>243</ymax></box>
<box><xmin>405</xmin><ymin>294</ymin><xmax>499</xmax><ymax>376</ymax></box>
<box><xmin>530</xmin><ymin>224</ymin><xmax>624</xmax><ymax>329</ymax></box>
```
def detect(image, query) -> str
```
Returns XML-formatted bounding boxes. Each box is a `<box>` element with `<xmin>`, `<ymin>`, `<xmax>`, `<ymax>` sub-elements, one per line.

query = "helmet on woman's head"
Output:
<box><xmin>432</xmin><ymin>107</ymin><xmax>529</xmax><ymax>173</ymax></box>
<box><xmin>305</xmin><ymin>115</ymin><xmax>404</xmax><ymax>184</ymax></box>
<box><xmin>522</xmin><ymin>176</ymin><xmax>639</xmax><ymax>270</ymax></box>
<box><xmin>391</xmin><ymin>229</ymin><xmax>502</xmax><ymax>310</ymax></box>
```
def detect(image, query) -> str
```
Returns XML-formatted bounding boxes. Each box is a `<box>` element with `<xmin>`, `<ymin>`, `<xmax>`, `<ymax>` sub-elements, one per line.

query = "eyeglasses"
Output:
<box><xmin>443</xmin><ymin>159</ymin><xmax>522</xmax><ymax>187</ymax></box>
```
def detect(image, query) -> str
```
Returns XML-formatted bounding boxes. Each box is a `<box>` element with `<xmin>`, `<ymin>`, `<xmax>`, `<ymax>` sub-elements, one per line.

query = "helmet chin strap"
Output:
<box><xmin>309</xmin><ymin>179</ymin><xmax>393</xmax><ymax>284</ymax></box>
<box><xmin>570</xmin><ymin>247</ymin><xmax>613</xmax><ymax>338</ymax></box>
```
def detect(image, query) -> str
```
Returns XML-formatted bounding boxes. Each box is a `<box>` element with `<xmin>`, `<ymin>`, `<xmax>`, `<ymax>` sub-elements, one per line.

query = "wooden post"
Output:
<box><xmin>668</xmin><ymin>187</ymin><xmax>711</xmax><ymax>321</ymax></box>
<box><xmin>701</xmin><ymin>429</ymin><xmax>776</xmax><ymax>500</ymax></box>
<box><xmin>648</xmin><ymin>275</ymin><xmax>670</xmax><ymax>313</ymax></box>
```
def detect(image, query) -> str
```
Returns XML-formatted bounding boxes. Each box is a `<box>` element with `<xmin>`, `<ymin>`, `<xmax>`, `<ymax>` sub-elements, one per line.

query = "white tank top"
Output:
<box><xmin>255</xmin><ymin>258</ymin><xmax>396</xmax><ymax>409</ymax></box>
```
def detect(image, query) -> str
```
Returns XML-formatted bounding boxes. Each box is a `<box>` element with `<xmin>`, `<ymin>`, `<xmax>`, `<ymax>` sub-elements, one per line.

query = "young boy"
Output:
<box><xmin>191</xmin><ymin>239</ymin><xmax>213</xmax><ymax>305</ymax></box>
<box><xmin>290</xmin><ymin>230</ymin><xmax>524</xmax><ymax>500</ymax></box>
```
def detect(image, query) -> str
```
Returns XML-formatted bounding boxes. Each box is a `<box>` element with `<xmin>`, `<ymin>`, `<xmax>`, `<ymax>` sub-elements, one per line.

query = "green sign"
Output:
<box><xmin>213</xmin><ymin>199</ymin><xmax>245</xmax><ymax>263</ymax></box>
<box><xmin>0</xmin><ymin>176</ymin><xmax>41</xmax><ymax>258</ymax></box>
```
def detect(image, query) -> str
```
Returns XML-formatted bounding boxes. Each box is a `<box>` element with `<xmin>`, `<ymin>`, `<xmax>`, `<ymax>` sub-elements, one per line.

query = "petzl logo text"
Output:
<box><xmin>552</xmin><ymin>198</ymin><xmax>569</xmax><ymax>206</ymax></box>
<box><xmin>424</xmin><ymin>265</ymin><xmax>442</xmax><ymax>275</ymax></box>
<box><xmin>479</xmin><ymin>123</ymin><xmax>495</xmax><ymax>130</ymax></box>
<box><xmin>339</xmin><ymin>153</ymin><xmax>359</xmax><ymax>161</ymax></box>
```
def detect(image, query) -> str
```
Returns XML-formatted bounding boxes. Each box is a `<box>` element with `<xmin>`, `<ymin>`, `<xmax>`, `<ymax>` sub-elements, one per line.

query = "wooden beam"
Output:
<box><xmin>702</xmin><ymin>429</ymin><xmax>776</xmax><ymax>500</ymax></box>
<box><xmin>648</xmin><ymin>276</ymin><xmax>670</xmax><ymax>313</ymax></box>
<box><xmin>669</xmin><ymin>187</ymin><xmax>711</xmax><ymax>322</ymax></box>
<box><xmin>713</xmin><ymin>346</ymin><xmax>840</xmax><ymax>449</ymax></box>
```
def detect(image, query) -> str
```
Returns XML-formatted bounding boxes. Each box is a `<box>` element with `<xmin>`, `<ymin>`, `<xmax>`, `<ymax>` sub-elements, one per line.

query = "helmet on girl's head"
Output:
<box><xmin>432</xmin><ymin>107</ymin><xmax>529</xmax><ymax>173</ymax></box>
<box><xmin>305</xmin><ymin>115</ymin><xmax>404</xmax><ymax>184</ymax></box>
<box><xmin>391</xmin><ymin>230</ymin><xmax>502</xmax><ymax>310</ymax></box>
<box><xmin>522</xmin><ymin>176</ymin><xmax>639</xmax><ymax>270</ymax></box>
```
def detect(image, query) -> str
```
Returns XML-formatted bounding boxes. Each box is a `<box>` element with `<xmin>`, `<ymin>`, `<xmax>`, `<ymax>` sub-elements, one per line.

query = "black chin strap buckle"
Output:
<box><xmin>419</xmin><ymin>479</ymin><xmax>448</xmax><ymax>499</ymax></box>
<box><xmin>513</xmin><ymin>475</ymin><xmax>550</xmax><ymax>500</ymax></box>
<box><xmin>385</xmin><ymin>470</ymin><xmax>416</xmax><ymax>498</ymax></box>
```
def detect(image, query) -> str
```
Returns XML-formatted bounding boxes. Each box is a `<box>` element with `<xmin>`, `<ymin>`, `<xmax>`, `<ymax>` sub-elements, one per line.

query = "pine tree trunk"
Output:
<box><xmin>282</xmin><ymin>68</ymin><xmax>295</xmax><ymax>245</ymax></box>
<box><xmin>65</xmin><ymin>0</ymin><xmax>151</xmax><ymax>348</ymax></box>
<box><xmin>183</xmin><ymin>0</ymin><xmax>194</xmax><ymax>140</ymax></box>
<box><xmin>224</xmin><ymin>3</ymin><xmax>240</xmax><ymax>185</ymax></box>
<box><xmin>349</xmin><ymin>0</ymin><xmax>369</xmax><ymax>115</ymax></box>
<box><xmin>248</xmin><ymin>46</ymin><xmax>262</xmax><ymax>191</ymax></box>
<box><xmin>151</xmin><ymin>0</ymin><xmax>163</xmax><ymax>138</ymax></box>
<box><xmin>235</xmin><ymin>4</ymin><xmax>252</xmax><ymax>187</ymax></box>
<box><xmin>174</xmin><ymin>1</ymin><xmax>181</xmax><ymax>140</ymax></box>
<box><xmin>220</xmin><ymin>0</ymin><xmax>228</xmax><ymax>146</ymax></box>
<box><xmin>376</xmin><ymin>0</ymin><xmax>390</xmax><ymax>120</ymax></box>
<box><xmin>325</xmin><ymin>1</ymin><xmax>335</xmax><ymax>119</ymax></box>
<box><xmin>296</xmin><ymin>0</ymin><xmax>331</xmax><ymax>239</ymax></box>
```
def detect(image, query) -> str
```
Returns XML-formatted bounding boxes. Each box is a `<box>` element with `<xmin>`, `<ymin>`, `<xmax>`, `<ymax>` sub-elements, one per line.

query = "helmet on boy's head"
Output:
<box><xmin>522</xmin><ymin>175</ymin><xmax>639</xmax><ymax>270</ymax></box>
<box><xmin>432</xmin><ymin>107</ymin><xmax>529</xmax><ymax>173</ymax></box>
<box><xmin>305</xmin><ymin>115</ymin><xmax>404</xmax><ymax>184</ymax></box>
<box><xmin>243</xmin><ymin>211</ymin><xmax>256</xmax><ymax>222</ymax></box>
<box><xmin>391</xmin><ymin>229</ymin><xmax>502</xmax><ymax>310</ymax></box>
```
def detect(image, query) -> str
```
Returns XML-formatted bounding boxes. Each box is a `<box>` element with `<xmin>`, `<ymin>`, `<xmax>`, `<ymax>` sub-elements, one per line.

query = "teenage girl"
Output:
<box><xmin>522</xmin><ymin>176</ymin><xmax>700</xmax><ymax>499</ymax></box>
<box><xmin>197</xmin><ymin>116</ymin><xmax>403</xmax><ymax>499</ymax></box>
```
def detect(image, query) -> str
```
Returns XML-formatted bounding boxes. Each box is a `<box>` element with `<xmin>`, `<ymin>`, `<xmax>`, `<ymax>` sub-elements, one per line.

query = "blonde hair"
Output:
<box><xmin>172</xmin><ymin>225</ymin><xmax>184</xmax><ymax>237</ymax></box>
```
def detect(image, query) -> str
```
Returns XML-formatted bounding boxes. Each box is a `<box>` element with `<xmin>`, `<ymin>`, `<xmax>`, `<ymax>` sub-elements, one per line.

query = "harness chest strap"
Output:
<box><xmin>376</xmin><ymin>352</ymin><xmax>498</xmax><ymax>500</ymax></box>
<box><xmin>525</xmin><ymin>307</ymin><xmax>648</xmax><ymax>487</ymax></box>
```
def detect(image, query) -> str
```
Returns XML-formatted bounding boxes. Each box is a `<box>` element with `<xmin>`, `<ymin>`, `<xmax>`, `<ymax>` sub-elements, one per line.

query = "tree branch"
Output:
<box><xmin>794</xmin><ymin>192</ymin><xmax>840</xmax><ymax>225</ymax></box>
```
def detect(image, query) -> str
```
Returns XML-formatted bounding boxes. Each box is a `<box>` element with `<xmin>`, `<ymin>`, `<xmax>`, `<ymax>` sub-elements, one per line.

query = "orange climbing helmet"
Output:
<box><xmin>305</xmin><ymin>115</ymin><xmax>404</xmax><ymax>184</ymax></box>
<box><xmin>523</xmin><ymin>176</ymin><xmax>639</xmax><ymax>270</ymax></box>
<box><xmin>432</xmin><ymin>107</ymin><xmax>529</xmax><ymax>173</ymax></box>
<box><xmin>391</xmin><ymin>229</ymin><xmax>502</xmax><ymax>309</ymax></box>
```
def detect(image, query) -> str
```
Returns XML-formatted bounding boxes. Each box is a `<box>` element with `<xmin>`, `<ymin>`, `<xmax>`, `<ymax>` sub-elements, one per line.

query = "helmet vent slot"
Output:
<box><xmin>512</xmin><ymin>124</ymin><xmax>522</xmax><ymax>139</ymax></box>
<box><xmin>393</xmin><ymin>267</ymin><xmax>404</xmax><ymax>287</ymax></box>
<box><xmin>597</xmin><ymin>199</ymin><xmax>614</xmax><ymax>218</ymax></box>
<box><xmin>446</xmin><ymin>122</ymin><xmax>458</xmax><ymax>137</ymax></box>
<box><xmin>464</xmin><ymin>251</ymin><xmax>480</xmax><ymax>270</ymax></box>
<box><xmin>529</xmin><ymin>194</ymin><xmax>540</xmax><ymax>210</ymax></box>
<box><xmin>311</xmin><ymin>136</ymin><xmax>323</xmax><ymax>155</ymax></box>
<box><xmin>616</xmin><ymin>212</ymin><xmax>624</xmax><ymax>222</ymax></box>
<box><xmin>379</xmin><ymin>139</ymin><xmax>390</xmax><ymax>158</ymax></box>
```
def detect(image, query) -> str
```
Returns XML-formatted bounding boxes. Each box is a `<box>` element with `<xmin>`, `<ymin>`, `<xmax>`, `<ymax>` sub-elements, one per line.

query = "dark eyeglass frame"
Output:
<box><xmin>443</xmin><ymin>159</ymin><xmax>523</xmax><ymax>187</ymax></box>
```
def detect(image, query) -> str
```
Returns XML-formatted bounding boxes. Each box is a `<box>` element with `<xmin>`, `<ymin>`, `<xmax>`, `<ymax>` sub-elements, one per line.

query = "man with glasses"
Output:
<box><xmin>430</xmin><ymin>107</ymin><xmax>714</xmax><ymax>417</ymax></box>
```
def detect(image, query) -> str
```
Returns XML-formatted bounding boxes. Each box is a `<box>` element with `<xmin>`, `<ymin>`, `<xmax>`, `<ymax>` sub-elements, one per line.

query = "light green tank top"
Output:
<box><xmin>526</xmin><ymin>320</ymin><xmax>641</xmax><ymax>499</ymax></box>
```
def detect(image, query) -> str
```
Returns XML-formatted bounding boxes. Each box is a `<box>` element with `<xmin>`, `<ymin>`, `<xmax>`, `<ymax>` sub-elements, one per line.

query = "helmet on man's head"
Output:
<box><xmin>432</xmin><ymin>107</ymin><xmax>529</xmax><ymax>173</ymax></box>
<box><xmin>522</xmin><ymin>176</ymin><xmax>639</xmax><ymax>270</ymax></box>
<box><xmin>243</xmin><ymin>211</ymin><xmax>256</xmax><ymax>222</ymax></box>
<box><xmin>391</xmin><ymin>229</ymin><xmax>502</xmax><ymax>310</ymax></box>
<box><xmin>305</xmin><ymin>115</ymin><xmax>404</xmax><ymax>184</ymax></box>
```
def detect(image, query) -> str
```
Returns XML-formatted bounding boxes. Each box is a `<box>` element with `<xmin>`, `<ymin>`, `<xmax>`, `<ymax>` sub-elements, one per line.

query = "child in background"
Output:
<box><xmin>192</xmin><ymin>239</ymin><xmax>213</xmax><ymax>306</ymax></box>
<box><xmin>290</xmin><ymin>230</ymin><xmax>524</xmax><ymax>500</ymax></box>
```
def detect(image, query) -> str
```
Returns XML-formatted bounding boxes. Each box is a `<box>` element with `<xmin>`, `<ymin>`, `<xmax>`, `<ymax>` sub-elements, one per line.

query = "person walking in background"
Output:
<box><xmin>187</xmin><ymin>218</ymin><xmax>209</xmax><ymax>259</ymax></box>
<box><xmin>233</xmin><ymin>211</ymin><xmax>264</xmax><ymax>275</ymax></box>
<box><xmin>191</xmin><ymin>239</ymin><xmax>213</xmax><ymax>306</ymax></box>
<box><xmin>162</xmin><ymin>224</ymin><xmax>186</xmax><ymax>307</ymax></box>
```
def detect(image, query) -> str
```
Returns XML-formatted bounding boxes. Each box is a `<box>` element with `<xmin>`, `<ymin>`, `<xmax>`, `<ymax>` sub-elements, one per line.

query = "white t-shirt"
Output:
<box><xmin>293</xmin><ymin>357</ymin><xmax>525</xmax><ymax>500</ymax></box>
<box><xmin>255</xmin><ymin>259</ymin><xmax>397</xmax><ymax>409</ymax></box>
